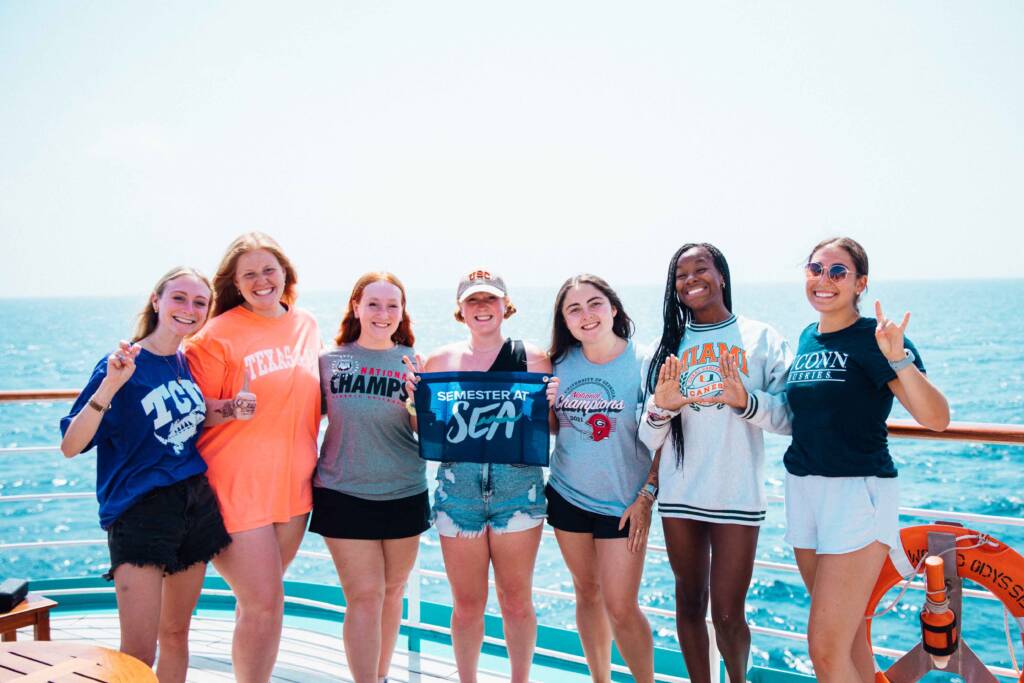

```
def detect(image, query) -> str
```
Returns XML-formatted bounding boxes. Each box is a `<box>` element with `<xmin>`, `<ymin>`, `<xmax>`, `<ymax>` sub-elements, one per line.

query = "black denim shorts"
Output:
<box><xmin>105</xmin><ymin>474</ymin><xmax>232</xmax><ymax>580</ymax></box>
<box><xmin>309</xmin><ymin>487</ymin><xmax>430</xmax><ymax>540</ymax></box>
<box><xmin>545</xmin><ymin>483</ymin><xmax>630</xmax><ymax>539</ymax></box>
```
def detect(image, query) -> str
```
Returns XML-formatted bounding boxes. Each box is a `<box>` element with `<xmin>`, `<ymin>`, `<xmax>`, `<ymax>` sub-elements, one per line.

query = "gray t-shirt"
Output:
<box><xmin>315</xmin><ymin>343</ymin><xmax>426</xmax><ymax>500</ymax></box>
<box><xmin>549</xmin><ymin>340</ymin><xmax>652</xmax><ymax>516</ymax></box>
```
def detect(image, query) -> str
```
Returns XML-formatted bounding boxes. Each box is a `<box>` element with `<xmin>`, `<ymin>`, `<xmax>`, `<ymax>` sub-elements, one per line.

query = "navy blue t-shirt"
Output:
<box><xmin>60</xmin><ymin>349</ymin><xmax>209</xmax><ymax>528</ymax></box>
<box><xmin>783</xmin><ymin>318</ymin><xmax>925</xmax><ymax>478</ymax></box>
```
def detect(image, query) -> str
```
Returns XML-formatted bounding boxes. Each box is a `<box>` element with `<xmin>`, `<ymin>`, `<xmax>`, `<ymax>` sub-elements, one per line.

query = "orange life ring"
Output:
<box><xmin>866</xmin><ymin>522</ymin><xmax>1024</xmax><ymax>682</ymax></box>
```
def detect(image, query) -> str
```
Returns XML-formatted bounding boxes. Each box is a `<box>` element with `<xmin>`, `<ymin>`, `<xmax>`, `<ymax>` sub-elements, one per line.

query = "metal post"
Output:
<box><xmin>707</xmin><ymin>602</ymin><xmax>721</xmax><ymax>683</ymax></box>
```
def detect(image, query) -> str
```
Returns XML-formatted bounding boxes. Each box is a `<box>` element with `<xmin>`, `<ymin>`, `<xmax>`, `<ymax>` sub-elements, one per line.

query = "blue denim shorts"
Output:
<box><xmin>433</xmin><ymin>462</ymin><xmax>547</xmax><ymax>537</ymax></box>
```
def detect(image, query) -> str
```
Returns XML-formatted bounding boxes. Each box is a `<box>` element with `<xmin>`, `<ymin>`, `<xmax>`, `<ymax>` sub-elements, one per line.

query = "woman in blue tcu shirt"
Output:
<box><xmin>60</xmin><ymin>267</ymin><xmax>252</xmax><ymax>683</ymax></box>
<box><xmin>545</xmin><ymin>274</ymin><xmax>654</xmax><ymax>683</ymax></box>
<box><xmin>785</xmin><ymin>237</ymin><xmax>949</xmax><ymax>682</ymax></box>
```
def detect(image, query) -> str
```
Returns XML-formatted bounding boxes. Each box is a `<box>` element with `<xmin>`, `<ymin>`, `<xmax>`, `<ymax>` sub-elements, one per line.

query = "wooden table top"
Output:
<box><xmin>0</xmin><ymin>596</ymin><xmax>56</xmax><ymax>621</ymax></box>
<box><xmin>0</xmin><ymin>641</ymin><xmax>156</xmax><ymax>681</ymax></box>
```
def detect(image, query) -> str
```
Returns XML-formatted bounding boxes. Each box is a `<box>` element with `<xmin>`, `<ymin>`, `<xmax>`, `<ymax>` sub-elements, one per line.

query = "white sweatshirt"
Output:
<box><xmin>639</xmin><ymin>315</ymin><xmax>793</xmax><ymax>525</ymax></box>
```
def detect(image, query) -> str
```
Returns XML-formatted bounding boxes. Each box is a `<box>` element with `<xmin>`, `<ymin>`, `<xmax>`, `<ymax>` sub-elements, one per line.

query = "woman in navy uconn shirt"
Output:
<box><xmin>784</xmin><ymin>237</ymin><xmax>949</xmax><ymax>682</ymax></box>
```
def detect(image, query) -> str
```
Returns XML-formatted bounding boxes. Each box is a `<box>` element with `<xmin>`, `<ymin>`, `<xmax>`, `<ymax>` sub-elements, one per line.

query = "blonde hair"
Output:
<box><xmin>132</xmin><ymin>267</ymin><xmax>212</xmax><ymax>342</ymax></box>
<box><xmin>211</xmin><ymin>232</ymin><xmax>298</xmax><ymax>318</ymax></box>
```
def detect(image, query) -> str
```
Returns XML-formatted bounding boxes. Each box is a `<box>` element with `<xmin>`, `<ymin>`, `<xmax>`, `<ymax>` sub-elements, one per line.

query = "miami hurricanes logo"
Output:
<box><xmin>587</xmin><ymin>413</ymin><xmax>611</xmax><ymax>442</ymax></box>
<box><xmin>681</xmin><ymin>364</ymin><xmax>726</xmax><ymax>411</ymax></box>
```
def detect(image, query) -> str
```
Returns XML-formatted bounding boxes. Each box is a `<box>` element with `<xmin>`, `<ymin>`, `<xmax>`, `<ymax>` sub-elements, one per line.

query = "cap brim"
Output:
<box><xmin>458</xmin><ymin>284</ymin><xmax>506</xmax><ymax>301</ymax></box>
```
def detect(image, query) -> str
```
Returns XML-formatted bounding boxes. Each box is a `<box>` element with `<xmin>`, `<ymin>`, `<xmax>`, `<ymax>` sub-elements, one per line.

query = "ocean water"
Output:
<box><xmin>2</xmin><ymin>279</ymin><xmax>1023</xmax><ymax>674</ymax></box>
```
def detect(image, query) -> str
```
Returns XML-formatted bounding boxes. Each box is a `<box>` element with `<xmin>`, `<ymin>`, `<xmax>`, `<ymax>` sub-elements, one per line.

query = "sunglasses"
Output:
<box><xmin>805</xmin><ymin>262</ymin><xmax>854</xmax><ymax>282</ymax></box>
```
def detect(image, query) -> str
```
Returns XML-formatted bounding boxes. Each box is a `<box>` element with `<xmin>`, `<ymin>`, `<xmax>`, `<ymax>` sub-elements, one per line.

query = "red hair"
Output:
<box><xmin>335</xmin><ymin>272</ymin><xmax>415</xmax><ymax>347</ymax></box>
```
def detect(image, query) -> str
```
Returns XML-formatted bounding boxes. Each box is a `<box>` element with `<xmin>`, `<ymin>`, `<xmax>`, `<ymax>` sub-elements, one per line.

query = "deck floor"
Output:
<box><xmin>7</xmin><ymin>612</ymin><xmax>524</xmax><ymax>682</ymax></box>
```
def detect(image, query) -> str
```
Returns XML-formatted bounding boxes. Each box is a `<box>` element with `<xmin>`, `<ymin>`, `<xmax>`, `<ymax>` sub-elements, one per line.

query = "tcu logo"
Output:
<box><xmin>587</xmin><ymin>413</ymin><xmax>611</xmax><ymax>442</ymax></box>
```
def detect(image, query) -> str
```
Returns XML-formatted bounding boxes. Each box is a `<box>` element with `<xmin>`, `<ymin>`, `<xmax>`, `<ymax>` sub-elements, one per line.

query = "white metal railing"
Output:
<box><xmin>3</xmin><ymin>428</ymin><xmax>1024</xmax><ymax>681</ymax></box>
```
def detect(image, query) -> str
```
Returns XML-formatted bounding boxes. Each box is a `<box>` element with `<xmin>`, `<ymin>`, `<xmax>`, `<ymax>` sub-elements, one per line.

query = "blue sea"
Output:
<box><xmin>2</xmin><ymin>280</ymin><xmax>1023</xmax><ymax>675</ymax></box>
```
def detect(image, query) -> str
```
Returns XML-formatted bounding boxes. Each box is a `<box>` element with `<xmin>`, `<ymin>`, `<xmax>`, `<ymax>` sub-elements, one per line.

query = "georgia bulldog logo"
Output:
<box><xmin>587</xmin><ymin>413</ymin><xmax>612</xmax><ymax>442</ymax></box>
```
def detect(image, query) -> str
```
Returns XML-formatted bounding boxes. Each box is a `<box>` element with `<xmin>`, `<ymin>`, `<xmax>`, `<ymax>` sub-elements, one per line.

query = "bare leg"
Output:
<box><xmin>554</xmin><ymin>529</ymin><xmax>612</xmax><ymax>683</ymax></box>
<box><xmin>595</xmin><ymin>538</ymin><xmax>654</xmax><ymax>683</ymax></box>
<box><xmin>212</xmin><ymin>525</ymin><xmax>285</xmax><ymax>683</ymax></box>
<box><xmin>379</xmin><ymin>536</ymin><xmax>420</xmax><ymax>678</ymax></box>
<box><xmin>662</xmin><ymin>518</ymin><xmax>712</xmax><ymax>683</ymax></box>
<box><xmin>489</xmin><ymin>524</ymin><xmax>542</xmax><ymax>683</ymax></box>
<box><xmin>707</xmin><ymin>523</ymin><xmax>759</xmax><ymax>683</ymax></box>
<box><xmin>440</xmin><ymin>533</ymin><xmax>491</xmax><ymax>683</ymax></box>
<box><xmin>804</xmin><ymin>543</ymin><xmax>889</xmax><ymax>683</ymax></box>
<box><xmin>156</xmin><ymin>562</ymin><xmax>207</xmax><ymax>683</ymax></box>
<box><xmin>113</xmin><ymin>563</ymin><xmax>164</xmax><ymax>667</ymax></box>
<box><xmin>275</xmin><ymin>512</ymin><xmax>309</xmax><ymax>570</ymax></box>
<box><xmin>325</xmin><ymin>538</ymin><xmax>386</xmax><ymax>683</ymax></box>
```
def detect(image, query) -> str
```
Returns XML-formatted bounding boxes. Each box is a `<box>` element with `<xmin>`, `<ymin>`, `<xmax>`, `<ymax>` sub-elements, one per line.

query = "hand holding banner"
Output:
<box><xmin>412</xmin><ymin>371</ymin><xmax>551</xmax><ymax>466</ymax></box>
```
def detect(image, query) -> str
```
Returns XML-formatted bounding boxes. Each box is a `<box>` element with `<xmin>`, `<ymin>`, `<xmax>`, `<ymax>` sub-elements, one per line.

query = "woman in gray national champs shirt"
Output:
<box><xmin>310</xmin><ymin>272</ymin><xmax>429</xmax><ymax>683</ymax></box>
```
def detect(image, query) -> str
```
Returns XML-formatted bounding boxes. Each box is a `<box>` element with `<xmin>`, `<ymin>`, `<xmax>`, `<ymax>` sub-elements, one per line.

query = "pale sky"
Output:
<box><xmin>1</xmin><ymin>1</ymin><xmax>1021</xmax><ymax>298</ymax></box>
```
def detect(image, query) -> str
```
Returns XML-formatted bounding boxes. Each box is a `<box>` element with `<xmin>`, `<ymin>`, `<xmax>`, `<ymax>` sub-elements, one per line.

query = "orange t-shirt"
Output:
<box><xmin>185</xmin><ymin>305</ymin><xmax>321</xmax><ymax>533</ymax></box>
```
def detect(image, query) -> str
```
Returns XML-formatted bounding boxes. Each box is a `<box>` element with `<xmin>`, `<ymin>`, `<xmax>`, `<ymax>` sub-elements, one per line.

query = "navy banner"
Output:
<box><xmin>413</xmin><ymin>371</ymin><xmax>551</xmax><ymax>466</ymax></box>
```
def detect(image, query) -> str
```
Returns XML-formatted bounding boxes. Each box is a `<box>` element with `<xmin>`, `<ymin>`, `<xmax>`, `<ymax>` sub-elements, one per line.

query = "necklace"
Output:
<box><xmin>143</xmin><ymin>340</ymin><xmax>185</xmax><ymax>384</ymax></box>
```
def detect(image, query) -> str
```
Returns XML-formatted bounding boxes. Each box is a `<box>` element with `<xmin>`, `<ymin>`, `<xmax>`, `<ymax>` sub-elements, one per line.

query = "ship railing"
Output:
<box><xmin>1</xmin><ymin>390</ymin><xmax>1023</xmax><ymax>681</ymax></box>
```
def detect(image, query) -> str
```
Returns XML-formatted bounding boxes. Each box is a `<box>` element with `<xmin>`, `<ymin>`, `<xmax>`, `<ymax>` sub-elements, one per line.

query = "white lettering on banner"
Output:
<box><xmin>446</xmin><ymin>400</ymin><xmax>524</xmax><ymax>443</ymax></box>
<box><xmin>436</xmin><ymin>389</ymin><xmax>529</xmax><ymax>402</ymax></box>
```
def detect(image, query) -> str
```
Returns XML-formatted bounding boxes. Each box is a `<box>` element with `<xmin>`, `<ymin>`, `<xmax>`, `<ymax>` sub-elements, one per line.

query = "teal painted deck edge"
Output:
<box><xmin>29</xmin><ymin>576</ymin><xmax>817</xmax><ymax>682</ymax></box>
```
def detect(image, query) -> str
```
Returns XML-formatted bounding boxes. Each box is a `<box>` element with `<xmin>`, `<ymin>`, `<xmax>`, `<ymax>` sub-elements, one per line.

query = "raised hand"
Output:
<box><xmin>233</xmin><ymin>370</ymin><xmax>257</xmax><ymax>420</ymax></box>
<box><xmin>105</xmin><ymin>340</ymin><xmax>141</xmax><ymax>389</ymax></box>
<box><xmin>716</xmin><ymin>351</ymin><xmax>748</xmax><ymax>409</ymax></box>
<box><xmin>874</xmin><ymin>300</ymin><xmax>910</xmax><ymax>362</ymax></box>
<box><xmin>654</xmin><ymin>355</ymin><xmax>688</xmax><ymax>411</ymax></box>
<box><xmin>402</xmin><ymin>354</ymin><xmax>425</xmax><ymax>398</ymax></box>
<box><xmin>544</xmin><ymin>376</ymin><xmax>559</xmax><ymax>408</ymax></box>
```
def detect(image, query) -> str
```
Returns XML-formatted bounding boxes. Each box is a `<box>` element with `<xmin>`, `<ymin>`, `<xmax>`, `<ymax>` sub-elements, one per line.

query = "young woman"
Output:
<box><xmin>785</xmin><ymin>237</ymin><xmax>948</xmax><ymax>682</ymax></box>
<box><xmin>639</xmin><ymin>243</ymin><xmax>792</xmax><ymax>683</ymax></box>
<box><xmin>59</xmin><ymin>267</ymin><xmax>244</xmax><ymax>683</ymax></box>
<box><xmin>185</xmin><ymin>233</ymin><xmax>322</xmax><ymax>683</ymax></box>
<box><xmin>544</xmin><ymin>274</ymin><xmax>655</xmax><ymax>683</ymax></box>
<box><xmin>404</xmin><ymin>269</ymin><xmax>549</xmax><ymax>683</ymax></box>
<box><xmin>311</xmin><ymin>272</ymin><xmax>429</xmax><ymax>683</ymax></box>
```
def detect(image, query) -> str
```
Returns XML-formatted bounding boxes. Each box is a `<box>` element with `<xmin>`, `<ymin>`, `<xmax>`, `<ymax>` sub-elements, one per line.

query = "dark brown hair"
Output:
<box><xmin>548</xmin><ymin>274</ymin><xmax>634</xmax><ymax>363</ymax></box>
<box><xmin>335</xmin><ymin>272</ymin><xmax>415</xmax><ymax>347</ymax></box>
<box><xmin>211</xmin><ymin>232</ymin><xmax>298</xmax><ymax>318</ymax></box>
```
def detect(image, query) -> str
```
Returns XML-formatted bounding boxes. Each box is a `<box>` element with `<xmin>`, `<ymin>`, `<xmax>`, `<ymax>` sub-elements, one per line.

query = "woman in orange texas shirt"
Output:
<box><xmin>185</xmin><ymin>232</ymin><xmax>321</xmax><ymax>683</ymax></box>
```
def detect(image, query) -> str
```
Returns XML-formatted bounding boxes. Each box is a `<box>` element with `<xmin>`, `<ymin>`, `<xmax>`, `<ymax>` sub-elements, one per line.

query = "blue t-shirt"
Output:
<box><xmin>549</xmin><ymin>341</ymin><xmax>651</xmax><ymax>517</ymax></box>
<box><xmin>783</xmin><ymin>318</ymin><xmax>925</xmax><ymax>478</ymax></box>
<box><xmin>60</xmin><ymin>349</ymin><xmax>209</xmax><ymax>528</ymax></box>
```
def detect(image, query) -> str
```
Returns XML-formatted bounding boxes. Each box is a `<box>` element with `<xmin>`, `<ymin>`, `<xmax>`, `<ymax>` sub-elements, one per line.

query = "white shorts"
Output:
<box><xmin>784</xmin><ymin>473</ymin><xmax>900</xmax><ymax>555</ymax></box>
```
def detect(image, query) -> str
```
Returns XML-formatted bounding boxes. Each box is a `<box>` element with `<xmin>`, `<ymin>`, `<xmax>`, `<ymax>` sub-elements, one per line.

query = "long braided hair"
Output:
<box><xmin>644</xmin><ymin>243</ymin><xmax>732</xmax><ymax>467</ymax></box>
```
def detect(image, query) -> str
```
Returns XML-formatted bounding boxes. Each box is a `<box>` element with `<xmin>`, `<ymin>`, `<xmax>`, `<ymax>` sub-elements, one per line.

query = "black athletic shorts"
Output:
<box><xmin>105</xmin><ymin>474</ymin><xmax>231</xmax><ymax>580</ymax></box>
<box><xmin>545</xmin><ymin>483</ymin><xmax>630</xmax><ymax>539</ymax></box>
<box><xmin>309</xmin><ymin>487</ymin><xmax>430</xmax><ymax>540</ymax></box>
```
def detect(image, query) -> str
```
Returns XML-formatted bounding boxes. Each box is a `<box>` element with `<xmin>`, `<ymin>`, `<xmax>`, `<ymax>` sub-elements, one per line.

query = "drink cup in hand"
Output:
<box><xmin>233</xmin><ymin>371</ymin><xmax>257</xmax><ymax>421</ymax></box>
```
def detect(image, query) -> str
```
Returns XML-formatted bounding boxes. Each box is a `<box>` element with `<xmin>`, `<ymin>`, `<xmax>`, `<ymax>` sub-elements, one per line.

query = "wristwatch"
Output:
<box><xmin>889</xmin><ymin>348</ymin><xmax>916</xmax><ymax>372</ymax></box>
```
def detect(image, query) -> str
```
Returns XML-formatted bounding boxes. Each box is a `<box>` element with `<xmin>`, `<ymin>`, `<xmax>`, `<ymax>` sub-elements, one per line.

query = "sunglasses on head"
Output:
<box><xmin>805</xmin><ymin>262</ymin><xmax>853</xmax><ymax>282</ymax></box>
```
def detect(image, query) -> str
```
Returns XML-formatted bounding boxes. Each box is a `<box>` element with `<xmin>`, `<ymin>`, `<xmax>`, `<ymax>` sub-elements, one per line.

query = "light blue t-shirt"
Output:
<box><xmin>549</xmin><ymin>341</ymin><xmax>652</xmax><ymax>516</ymax></box>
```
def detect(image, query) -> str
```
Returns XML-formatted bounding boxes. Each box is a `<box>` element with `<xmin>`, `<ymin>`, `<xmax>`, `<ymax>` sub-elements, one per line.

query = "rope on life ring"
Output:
<box><xmin>865</xmin><ymin>522</ymin><xmax>1024</xmax><ymax>682</ymax></box>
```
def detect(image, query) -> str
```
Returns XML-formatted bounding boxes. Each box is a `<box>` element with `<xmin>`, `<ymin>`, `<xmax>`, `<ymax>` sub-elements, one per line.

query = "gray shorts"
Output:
<box><xmin>433</xmin><ymin>462</ymin><xmax>547</xmax><ymax>537</ymax></box>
